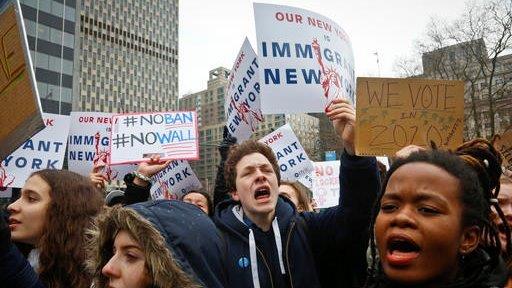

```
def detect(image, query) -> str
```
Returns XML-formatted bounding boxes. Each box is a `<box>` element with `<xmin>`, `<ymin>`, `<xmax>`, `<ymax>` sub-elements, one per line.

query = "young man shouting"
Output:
<box><xmin>214</xmin><ymin>99</ymin><xmax>380</xmax><ymax>288</ymax></box>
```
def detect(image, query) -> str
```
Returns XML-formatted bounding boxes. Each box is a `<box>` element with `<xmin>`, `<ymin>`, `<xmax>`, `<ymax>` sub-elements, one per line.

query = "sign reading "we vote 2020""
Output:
<box><xmin>110</xmin><ymin>112</ymin><xmax>199</xmax><ymax>165</ymax></box>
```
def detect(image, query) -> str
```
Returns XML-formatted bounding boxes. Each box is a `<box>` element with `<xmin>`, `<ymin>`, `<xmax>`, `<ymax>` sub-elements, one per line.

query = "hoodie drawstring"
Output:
<box><xmin>232</xmin><ymin>206</ymin><xmax>286</xmax><ymax>288</ymax></box>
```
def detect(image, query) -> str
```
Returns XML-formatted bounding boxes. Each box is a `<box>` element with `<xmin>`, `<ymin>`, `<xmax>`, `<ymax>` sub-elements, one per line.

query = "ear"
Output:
<box><xmin>231</xmin><ymin>190</ymin><xmax>240</xmax><ymax>201</ymax></box>
<box><xmin>459</xmin><ymin>225</ymin><xmax>480</xmax><ymax>255</ymax></box>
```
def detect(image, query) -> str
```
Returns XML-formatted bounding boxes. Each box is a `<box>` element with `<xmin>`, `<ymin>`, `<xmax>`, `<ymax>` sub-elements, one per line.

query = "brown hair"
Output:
<box><xmin>224</xmin><ymin>140</ymin><xmax>281</xmax><ymax>193</ymax></box>
<box><xmin>87</xmin><ymin>206</ymin><xmax>200</xmax><ymax>288</ymax></box>
<box><xmin>33</xmin><ymin>169</ymin><xmax>104</xmax><ymax>288</ymax></box>
<box><xmin>279</xmin><ymin>181</ymin><xmax>313</xmax><ymax>212</ymax></box>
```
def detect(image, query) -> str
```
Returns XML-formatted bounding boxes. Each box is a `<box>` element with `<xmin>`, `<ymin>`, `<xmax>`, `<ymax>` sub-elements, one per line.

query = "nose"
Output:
<box><xmin>389</xmin><ymin>206</ymin><xmax>417</xmax><ymax>229</ymax></box>
<box><xmin>7</xmin><ymin>198</ymin><xmax>21</xmax><ymax>214</ymax></box>
<box><xmin>102</xmin><ymin>255</ymin><xmax>120</xmax><ymax>278</ymax></box>
<box><xmin>254</xmin><ymin>169</ymin><xmax>267</xmax><ymax>181</ymax></box>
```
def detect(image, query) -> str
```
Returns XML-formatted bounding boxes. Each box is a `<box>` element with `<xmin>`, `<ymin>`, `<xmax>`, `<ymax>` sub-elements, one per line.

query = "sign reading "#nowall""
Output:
<box><xmin>110</xmin><ymin>111</ymin><xmax>199</xmax><ymax>165</ymax></box>
<box><xmin>355</xmin><ymin>77</ymin><xmax>464</xmax><ymax>157</ymax></box>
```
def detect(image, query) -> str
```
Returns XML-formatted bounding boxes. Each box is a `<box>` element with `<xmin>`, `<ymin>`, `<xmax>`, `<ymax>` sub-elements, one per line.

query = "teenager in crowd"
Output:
<box><xmin>5</xmin><ymin>169</ymin><xmax>104</xmax><ymax>288</ymax></box>
<box><xmin>366</xmin><ymin>140</ymin><xmax>509</xmax><ymax>287</ymax></box>
<box><xmin>213</xmin><ymin>98</ymin><xmax>380</xmax><ymax>287</ymax></box>
<box><xmin>279</xmin><ymin>180</ymin><xmax>313</xmax><ymax>212</ymax></box>
<box><xmin>182</xmin><ymin>189</ymin><xmax>213</xmax><ymax>216</ymax></box>
<box><xmin>87</xmin><ymin>200</ymin><xmax>227</xmax><ymax>288</ymax></box>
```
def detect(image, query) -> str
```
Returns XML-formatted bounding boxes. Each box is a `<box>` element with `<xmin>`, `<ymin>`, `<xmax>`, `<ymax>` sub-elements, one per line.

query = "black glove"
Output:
<box><xmin>219</xmin><ymin>126</ymin><xmax>237</xmax><ymax>159</ymax></box>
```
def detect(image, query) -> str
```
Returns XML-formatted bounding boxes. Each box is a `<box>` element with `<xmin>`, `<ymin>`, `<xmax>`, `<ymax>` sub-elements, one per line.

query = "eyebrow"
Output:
<box><xmin>382</xmin><ymin>191</ymin><xmax>449</xmax><ymax>205</ymax></box>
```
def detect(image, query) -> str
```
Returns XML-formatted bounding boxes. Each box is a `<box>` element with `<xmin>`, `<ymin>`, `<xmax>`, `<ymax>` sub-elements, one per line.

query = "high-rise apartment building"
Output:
<box><xmin>2</xmin><ymin>0</ymin><xmax>77</xmax><ymax>115</ymax></box>
<box><xmin>421</xmin><ymin>39</ymin><xmax>512</xmax><ymax>139</ymax></box>
<box><xmin>74</xmin><ymin>0</ymin><xmax>178</xmax><ymax>113</ymax></box>
<box><xmin>180</xmin><ymin>67</ymin><xmax>321</xmax><ymax>191</ymax></box>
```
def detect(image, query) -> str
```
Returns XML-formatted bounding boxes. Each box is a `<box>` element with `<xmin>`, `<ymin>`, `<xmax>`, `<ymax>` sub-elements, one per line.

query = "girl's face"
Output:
<box><xmin>7</xmin><ymin>175</ymin><xmax>51</xmax><ymax>245</ymax></box>
<box><xmin>279</xmin><ymin>184</ymin><xmax>301</xmax><ymax>210</ymax></box>
<box><xmin>182</xmin><ymin>192</ymin><xmax>209</xmax><ymax>214</ymax></box>
<box><xmin>375</xmin><ymin>162</ymin><xmax>478</xmax><ymax>287</ymax></box>
<box><xmin>102</xmin><ymin>230</ymin><xmax>152</xmax><ymax>288</ymax></box>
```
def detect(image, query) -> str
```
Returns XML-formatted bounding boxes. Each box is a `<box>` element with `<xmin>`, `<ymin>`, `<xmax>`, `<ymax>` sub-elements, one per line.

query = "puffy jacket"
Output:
<box><xmin>88</xmin><ymin>200</ymin><xmax>227</xmax><ymax>288</ymax></box>
<box><xmin>213</xmin><ymin>152</ymin><xmax>380</xmax><ymax>288</ymax></box>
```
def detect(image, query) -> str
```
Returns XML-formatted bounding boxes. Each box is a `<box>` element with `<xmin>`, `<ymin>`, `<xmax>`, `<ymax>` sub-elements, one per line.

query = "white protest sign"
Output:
<box><xmin>259</xmin><ymin>123</ymin><xmax>314</xmax><ymax>181</ymax></box>
<box><xmin>254</xmin><ymin>3</ymin><xmax>355</xmax><ymax>114</ymax></box>
<box><xmin>110</xmin><ymin>111</ymin><xmax>199</xmax><ymax>164</ymax></box>
<box><xmin>68</xmin><ymin>112</ymin><xmax>134</xmax><ymax>181</ymax></box>
<box><xmin>0</xmin><ymin>113</ymin><xmax>70</xmax><ymax>188</ymax></box>
<box><xmin>312</xmin><ymin>160</ymin><xmax>340</xmax><ymax>208</ymax></box>
<box><xmin>225</xmin><ymin>38</ymin><xmax>264</xmax><ymax>141</ymax></box>
<box><xmin>150</xmin><ymin>160</ymin><xmax>202</xmax><ymax>200</ymax></box>
<box><xmin>376</xmin><ymin>156</ymin><xmax>390</xmax><ymax>171</ymax></box>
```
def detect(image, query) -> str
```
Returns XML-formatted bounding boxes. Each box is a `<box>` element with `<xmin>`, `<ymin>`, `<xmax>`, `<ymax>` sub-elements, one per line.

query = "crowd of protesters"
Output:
<box><xmin>1</xmin><ymin>98</ymin><xmax>512</xmax><ymax>288</ymax></box>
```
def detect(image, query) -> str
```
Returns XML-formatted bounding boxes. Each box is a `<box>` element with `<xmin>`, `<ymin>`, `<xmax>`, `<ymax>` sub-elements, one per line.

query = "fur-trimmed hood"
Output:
<box><xmin>87</xmin><ymin>200</ymin><xmax>227</xmax><ymax>288</ymax></box>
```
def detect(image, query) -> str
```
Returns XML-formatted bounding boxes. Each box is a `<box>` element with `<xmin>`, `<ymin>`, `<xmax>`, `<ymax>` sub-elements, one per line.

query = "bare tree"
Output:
<box><xmin>396</xmin><ymin>0</ymin><xmax>512</xmax><ymax>139</ymax></box>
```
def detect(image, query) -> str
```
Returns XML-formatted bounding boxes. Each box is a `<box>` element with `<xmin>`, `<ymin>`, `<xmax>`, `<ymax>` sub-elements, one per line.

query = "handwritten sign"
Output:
<box><xmin>150</xmin><ymin>160</ymin><xmax>202</xmax><ymax>200</ymax></box>
<box><xmin>0</xmin><ymin>3</ymin><xmax>44</xmax><ymax>160</ymax></box>
<box><xmin>225</xmin><ymin>38</ymin><xmax>263</xmax><ymax>141</ymax></box>
<box><xmin>254</xmin><ymin>3</ymin><xmax>355</xmax><ymax>114</ymax></box>
<box><xmin>494</xmin><ymin>126</ymin><xmax>512</xmax><ymax>171</ymax></box>
<box><xmin>355</xmin><ymin>77</ymin><xmax>464</xmax><ymax>156</ymax></box>
<box><xmin>259</xmin><ymin>124</ymin><xmax>314</xmax><ymax>181</ymax></box>
<box><xmin>1</xmin><ymin>113</ymin><xmax>70</xmax><ymax>188</ymax></box>
<box><xmin>68</xmin><ymin>112</ymin><xmax>134</xmax><ymax>180</ymax></box>
<box><xmin>311</xmin><ymin>161</ymin><xmax>340</xmax><ymax>208</ymax></box>
<box><xmin>110</xmin><ymin>111</ymin><xmax>199</xmax><ymax>164</ymax></box>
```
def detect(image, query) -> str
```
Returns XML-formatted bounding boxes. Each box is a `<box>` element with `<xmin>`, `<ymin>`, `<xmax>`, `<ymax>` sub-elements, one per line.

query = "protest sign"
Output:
<box><xmin>259</xmin><ymin>124</ymin><xmax>314</xmax><ymax>181</ymax></box>
<box><xmin>355</xmin><ymin>77</ymin><xmax>464</xmax><ymax>156</ymax></box>
<box><xmin>0</xmin><ymin>113</ymin><xmax>70</xmax><ymax>188</ymax></box>
<box><xmin>225</xmin><ymin>38</ymin><xmax>264</xmax><ymax>141</ymax></box>
<box><xmin>150</xmin><ymin>160</ymin><xmax>202</xmax><ymax>200</ymax></box>
<box><xmin>0</xmin><ymin>3</ymin><xmax>44</xmax><ymax>160</ymax></box>
<box><xmin>311</xmin><ymin>161</ymin><xmax>340</xmax><ymax>208</ymax></box>
<box><xmin>254</xmin><ymin>3</ymin><xmax>355</xmax><ymax>114</ymax></box>
<box><xmin>68</xmin><ymin>112</ymin><xmax>134</xmax><ymax>181</ymax></box>
<box><xmin>110</xmin><ymin>111</ymin><xmax>199</xmax><ymax>164</ymax></box>
<box><xmin>493</xmin><ymin>126</ymin><xmax>512</xmax><ymax>171</ymax></box>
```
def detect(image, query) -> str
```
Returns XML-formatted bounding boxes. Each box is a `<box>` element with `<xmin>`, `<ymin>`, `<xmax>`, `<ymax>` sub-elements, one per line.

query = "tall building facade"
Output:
<box><xmin>421</xmin><ymin>39</ymin><xmax>512</xmax><ymax>138</ymax></box>
<box><xmin>180</xmin><ymin>67</ymin><xmax>321</xmax><ymax>192</ymax></box>
<box><xmin>6</xmin><ymin>0</ymin><xmax>77</xmax><ymax>115</ymax></box>
<box><xmin>74</xmin><ymin>0</ymin><xmax>178</xmax><ymax>113</ymax></box>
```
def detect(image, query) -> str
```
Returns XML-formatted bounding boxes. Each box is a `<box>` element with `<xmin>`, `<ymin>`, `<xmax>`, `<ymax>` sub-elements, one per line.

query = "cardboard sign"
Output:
<box><xmin>259</xmin><ymin>123</ymin><xmax>314</xmax><ymax>181</ymax></box>
<box><xmin>355</xmin><ymin>77</ymin><xmax>464</xmax><ymax>156</ymax></box>
<box><xmin>254</xmin><ymin>3</ymin><xmax>355</xmax><ymax>114</ymax></box>
<box><xmin>494</xmin><ymin>126</ymin><xmax>512</xmax><ymax>171</ymax></box>
<box><xmin>0</xmin><ymin>113</ymin><xmax>70</xmax><ymax>188</ymax></box>
<box><xmin>68</xmin><ymin>112</ymin><xmax>134</xmax><ymax>181</ymax></box>
<box><xmin>150</xmin><ymin>160</ymin><xmax>202</xmax><ymax>200</ymax></box>
<box><xmin>311</xmin><ymin>161</ymin><xmax>340</xmax><ymax>208</ymax></box>
<box><xmin>0</xmin><ymin>3</ymin><xmax>44</xmax><ymax>160</ymax></box>
<box><xmin>110</xmin><ymin>111</ymin><xmax>199</xmax><ymax>164</ymax></box>
<box><xmin>225</xmin><ymin>38</ymin><xmax>264</xmax><ymax>141</ymax></box>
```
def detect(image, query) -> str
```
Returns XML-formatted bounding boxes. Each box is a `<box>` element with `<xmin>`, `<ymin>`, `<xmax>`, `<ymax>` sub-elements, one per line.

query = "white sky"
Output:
<box><xmin>179</xmin><ymin>0</ymin><xmax>469</xmax><ymax>96</ymax></box>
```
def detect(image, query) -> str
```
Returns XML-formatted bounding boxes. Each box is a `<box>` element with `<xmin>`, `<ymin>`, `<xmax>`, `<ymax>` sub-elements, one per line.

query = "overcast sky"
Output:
<box><xmin>179</xmin><ymin>0</ymin><xmax>469</xmax><ymax>96</ymax></box>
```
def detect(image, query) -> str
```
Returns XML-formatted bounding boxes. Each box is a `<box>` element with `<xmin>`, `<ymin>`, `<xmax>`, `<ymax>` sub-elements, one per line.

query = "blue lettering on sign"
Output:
<box><xmin>69</xmin><ymin>135</ymin><xmax>94</xmax><ymax>145</ymax></box>
<box><xmin>264</xmin><ymin>68</ymin><xmax>320</xmax><ymax>85</ymax></box>
<box><xmin>68</xmin><ymin>151</ymin><xmax>95</xmax><ymax>161</ymax></box>
<box><xmin>3</xmin><ymin>156</ymin><xmax>59</xmax><ymax>169</ymax></box>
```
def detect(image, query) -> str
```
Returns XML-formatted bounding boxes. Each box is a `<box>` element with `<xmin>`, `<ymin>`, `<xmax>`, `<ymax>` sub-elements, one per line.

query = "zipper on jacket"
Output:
<box><xmin>256</xmin><ymin>245</ymin><xmax>275</xmax><ymax>288</ymax></box>
<box><xmin>285</xmin><ymin>221</ymin><xmax>296</xmax><ymax>288</ymax></box>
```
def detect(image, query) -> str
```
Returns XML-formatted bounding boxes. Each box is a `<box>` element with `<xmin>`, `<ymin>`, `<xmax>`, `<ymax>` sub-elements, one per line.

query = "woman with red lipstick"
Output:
<box><xmin>6</xmin><ymin>169</ymin><xmax>103</xmax><ymax>288</ymax></box>
<box><xmin>366</xmin><ymin>144</ymin><xmax>509</xmax><ymax>287</ymax></box>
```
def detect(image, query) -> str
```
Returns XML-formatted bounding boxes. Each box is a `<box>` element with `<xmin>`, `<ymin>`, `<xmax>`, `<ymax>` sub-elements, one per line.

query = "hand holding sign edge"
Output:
<box><xmin>326</xmin><ymin>99</ymin><xmax>356</xmax><ymax>155</ymax></box>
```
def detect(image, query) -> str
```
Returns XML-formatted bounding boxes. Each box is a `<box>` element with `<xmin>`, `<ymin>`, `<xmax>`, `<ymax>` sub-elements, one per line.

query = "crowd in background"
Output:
<box><xmin>1</xmin><ymin>99</ymin><xmax>512</xmax><ymax>288</ymax></box>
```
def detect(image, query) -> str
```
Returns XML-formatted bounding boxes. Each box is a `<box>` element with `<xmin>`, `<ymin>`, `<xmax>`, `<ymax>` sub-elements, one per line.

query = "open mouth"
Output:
<box><xmin>386</xmin><ymin>236</ymin><xmax>420</xmax><ymax>266</ymax></box>
<box><xmin>254</xmin><ymin>187</ymin><xmax>271</xmax><ymax>200</ymax></box>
